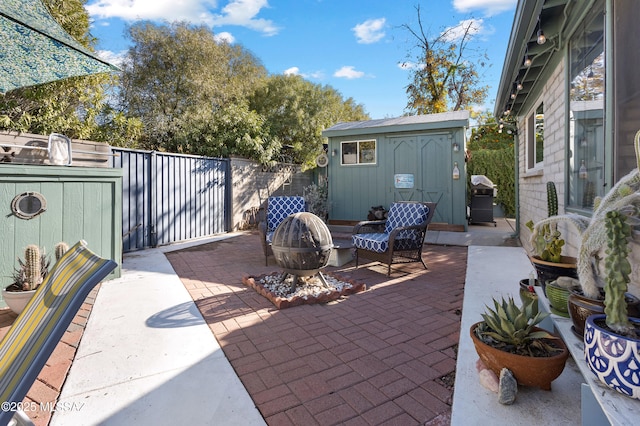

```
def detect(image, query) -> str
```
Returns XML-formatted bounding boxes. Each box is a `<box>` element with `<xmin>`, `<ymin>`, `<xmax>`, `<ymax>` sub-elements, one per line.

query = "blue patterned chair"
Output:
<box><xmin>0</xmin><ymin>241</ymin><xmax>117</xmax><ymax>426</ymax></box>
<box><xmin>258</xmin><ymin>196</ymin><xmax>306</xmax><ymax>265</ymax></box>
<box><xmin>352</xmin><ymin>202</ymin><xmax>437</xmax><ymax>276</ymax></box>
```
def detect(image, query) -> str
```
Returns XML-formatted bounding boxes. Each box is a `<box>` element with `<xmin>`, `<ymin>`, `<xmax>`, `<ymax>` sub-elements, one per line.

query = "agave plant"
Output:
<box><xmin>475</xmin><ymin>296</ymin><xmax>562</xmax><ymax>357</ymax></box>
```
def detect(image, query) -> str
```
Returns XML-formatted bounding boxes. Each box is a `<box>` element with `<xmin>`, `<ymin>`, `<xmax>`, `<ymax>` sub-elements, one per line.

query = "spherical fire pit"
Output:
<box><xmin>271</xmin><ymin>212</ymin><xmax>333</xmax><ymax>290</ymax></box>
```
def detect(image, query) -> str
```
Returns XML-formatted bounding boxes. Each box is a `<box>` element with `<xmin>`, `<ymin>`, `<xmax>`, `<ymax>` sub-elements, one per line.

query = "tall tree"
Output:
<box><xmin>403</xmin><ymin>5</ymin><xmax>489</xmax><ymax>114</ymax></box>
<box><xmin>119</xmin><ymin>21</ymin><xmax>268</xmax><ymax>153</ymax></box>
<box><xmin>249</xmin><ymin>75</ymin><xmax>369</xmax><ymax>169</ymax></box>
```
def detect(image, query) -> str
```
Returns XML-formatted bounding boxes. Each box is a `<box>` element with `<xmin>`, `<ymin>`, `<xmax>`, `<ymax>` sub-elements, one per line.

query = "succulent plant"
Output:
<box><xmin>475</xmin><ymin>296</ymin><xmax>562</xmax><ymax>357</ymax></box>
<box><xmin>526</xmin><ymin>182</ymin><xmax>567</xmax><ymax>263</ymax></box>
<box><xmin>55</xmin><ymin>241</ymin><xmax>69</xmax><ymax>261</ymax></box>
<box><xmin>603</xmin><ymin>210</ymin><xmax>636</xmax><ymax>335</ymax></box>
<box><xmin>10</xmin><ymin>245</ymin><xmax>51</xmax><ymax>291</ymax></box>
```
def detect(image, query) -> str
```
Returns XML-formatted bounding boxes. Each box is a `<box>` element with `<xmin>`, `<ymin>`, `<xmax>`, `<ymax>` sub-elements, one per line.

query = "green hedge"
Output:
<box><xmin>467</xmin><ymin>147</ymin><xmax>516</xmax><ymax>218</ymax></box>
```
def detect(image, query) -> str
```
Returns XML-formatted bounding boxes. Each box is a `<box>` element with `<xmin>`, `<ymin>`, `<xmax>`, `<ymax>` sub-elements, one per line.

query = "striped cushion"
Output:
<box><xmin>0</xmin><ymin>241</ymin><xmax>116</xmax><ymax>424</ymax></box>
<box><xmin>267</xmin><ymin>196</ymin><xmax>306</xmax><ymax>232</ymax></box>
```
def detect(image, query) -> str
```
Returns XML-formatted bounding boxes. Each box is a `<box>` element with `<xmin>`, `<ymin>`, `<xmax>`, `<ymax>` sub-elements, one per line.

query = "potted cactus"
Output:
<box><xmin>584</xmin><ymin>210</ymin><xmax>640</xmax><ymax>400</ymax></box>
<box><xmin>2</xmin><ymin>242</ymin><xmax>68</xmax><ymax>314</ymax></box>
<box><xmin>470</xmin><ymin>296</ymin><xmax>569</xmax><ymax>390</ymax></box>
<box><xmin>530</xmin><ymin>129</ymin><xmax>640</xmax><ymax>399</ymax></box>
<box><xmin>526</xmin><ymin>182</ymin><xmax>578</xmax><ymax>292</ymax></box>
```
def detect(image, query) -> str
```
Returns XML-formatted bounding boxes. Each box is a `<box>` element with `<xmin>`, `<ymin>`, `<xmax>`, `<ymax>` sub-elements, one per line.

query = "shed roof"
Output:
<box><xmin>322</xmin><ymin>111</ymin><xmax>469</xmax><ymax>138</ymax></box>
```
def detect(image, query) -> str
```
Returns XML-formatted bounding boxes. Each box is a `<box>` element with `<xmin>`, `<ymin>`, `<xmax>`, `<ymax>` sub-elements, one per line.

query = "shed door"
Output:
<box><xmin>390</xmin><ymin>134</ymin><xmax>451</xmax><ymax>224</ymax></box>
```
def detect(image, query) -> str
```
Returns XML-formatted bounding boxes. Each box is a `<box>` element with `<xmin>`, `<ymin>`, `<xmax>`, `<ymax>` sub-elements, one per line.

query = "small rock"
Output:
<box><xmin>479</xmin><ymin>369</ymin><xmax>499</xmax><ymax>393</ymax></box>
<box><xmin>498</xmin><ymin>368</ymin><xmax>517</xmax><ymax>405</ymax></box>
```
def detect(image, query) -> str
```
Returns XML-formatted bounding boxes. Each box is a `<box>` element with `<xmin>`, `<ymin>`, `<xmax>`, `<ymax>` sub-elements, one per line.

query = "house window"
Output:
<box><xmin>341</xmin><ymin>140</ymin><xmax>376</xmax><ymax>165</ymax></box>
<box><xmin>526</xmin><ymin>103</ymin><xmax>544</xmax><ymax>170</ymax></box>
<box><xmin>567</xmin><ymin>5</ymin><xmax>605</xmax><ymax>209</ymax></box>
<box><xmin>612</xmin><ymin>0</ymin><xmax>640</xmax><ymax>180</ymax></box>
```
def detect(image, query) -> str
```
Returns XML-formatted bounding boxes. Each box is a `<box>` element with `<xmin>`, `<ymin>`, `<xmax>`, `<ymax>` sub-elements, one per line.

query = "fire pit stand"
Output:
<box><xmin>271</xmin><ymin>212</ymin><xmax>334</xmax><ymax>292</ymax></box>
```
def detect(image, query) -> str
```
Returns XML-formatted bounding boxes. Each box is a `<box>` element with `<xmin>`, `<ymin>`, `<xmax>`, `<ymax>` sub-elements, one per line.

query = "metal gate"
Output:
<box><xmin>112</xmin><ymin>149</ymin><xmax>230</xmax><ymax>252</ymax></box>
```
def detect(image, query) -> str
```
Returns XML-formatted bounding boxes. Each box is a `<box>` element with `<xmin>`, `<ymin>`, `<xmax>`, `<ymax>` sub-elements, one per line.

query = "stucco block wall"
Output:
<box><xmin>230</xmin><ymin>158</ymin><xmax>313</xmax><ymax>231</ymax></box>
<box><xmin>518</xmin><ymin>59</ymin><xmax>580</xmax><ymax>257</ymax></box>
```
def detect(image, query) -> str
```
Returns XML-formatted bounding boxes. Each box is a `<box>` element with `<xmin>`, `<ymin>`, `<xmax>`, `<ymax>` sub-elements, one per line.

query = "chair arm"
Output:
<box><xmin>387</xmin><ymin>222</ymin><xmax>427</xmax><ymax>244</ymax></box>
<box><xmin>258</xmin><ymin>220</ymin><xmax>268</xmax><ymax>237</ymax></box>
<box><xmin>353</xmin><ymin>219</ymin><xmax>387</xmax><ymax>234</ymax></box>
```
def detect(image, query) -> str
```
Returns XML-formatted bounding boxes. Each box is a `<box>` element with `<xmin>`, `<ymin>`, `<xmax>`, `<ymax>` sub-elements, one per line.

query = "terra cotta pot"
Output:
<box><xmin>470</xmin><ymin>321</ymin><xmax>569</xmax><ymax>390</ymax></box>
<box><xmin>568</xmin><ymin>289</ymin><xmax>640</xmax><ymax>337</ymax></box>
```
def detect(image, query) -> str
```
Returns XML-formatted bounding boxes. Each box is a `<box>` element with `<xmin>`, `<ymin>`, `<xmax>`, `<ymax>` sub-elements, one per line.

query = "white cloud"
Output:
<box><xmin>86</xmin><ymin>0</ymin><xmax>217</xmax><ymax>21</ymax></box>
<box><xmin>397</xmin><ymin>61</ymin><xmax>425</xmax><ymax>71</ymax></box>
<box><xmin>214</xmin><ymin>31</ymin><xmax>235</xmax><ymax>43</ymax></box>
<box><xmin>85</xmin><ymin>0</ymin><xmax>279</xmax><ymax>36</ymax></box>
<box><xmin>440</xmin><ymin>18</ymin><xmax>484</xmax><ymax>42</ymax></box>
<box><xmin>352</xmin><ymin>18</ymin><xmax>386</xmax><ymax>44</ymax></box>
<box><xmin>452</xmin><ymin>0</ymin><xmax>516</xmax><ymax>16</ymax></box>
<box><xmin>283</xmin><ymin>67</ymin><xmax>324</xmax><ymax>80</ymax></box>
<box><xmin>210</xmin><ymin>0</ymin><xmax>279</xmax><ymax>36</ymax></box>
<box><xmin>333</xmin><ymin>66</ymin><xmax>365</xmax><ymax>79</ymax></box>
<box><xmin>96</xmin><ymin>49</ymin><xmax>127</xmax><ymax>67</ymax></box>
<box><xmin>283</xmin><ymin>67</ymin><xmax>300</xmax><ymax>76</ymax></box>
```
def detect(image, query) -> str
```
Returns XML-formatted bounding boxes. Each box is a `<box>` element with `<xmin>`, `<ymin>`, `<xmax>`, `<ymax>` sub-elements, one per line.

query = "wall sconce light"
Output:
<box><xmin>332</xmin><ymin>149</ymin><xmax>337</xmax><ymax>157</ymax></box>
<box><xmin>536</xmin><ymin>18</ymin><xmax>546</xmax><ymax>45</ymax></box>
<box><xmin>453</xmin><ymin>142</ymin><xmax>460</xmax><ymax>152</ymax></box>
<box><xmin>452</xmin><ymin>162</ymin><xmax>460</xmax><ymax>180</ymax></box>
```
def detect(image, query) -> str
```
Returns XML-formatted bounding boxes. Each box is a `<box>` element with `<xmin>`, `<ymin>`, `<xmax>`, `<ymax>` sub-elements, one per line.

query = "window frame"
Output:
<box><xmin>340</xmin><ymin>139</ymin><xmax>377</xmax><ymax>166</ymax></box>
<box><xmin>526</xmin><ymin>101</ymin><xmax>544</xmax><ymax>172</ymax></box>
<box><xmin>565</xmin><ymin>1</ymin><xmax>606</xmax><ymax>213</ymax></box>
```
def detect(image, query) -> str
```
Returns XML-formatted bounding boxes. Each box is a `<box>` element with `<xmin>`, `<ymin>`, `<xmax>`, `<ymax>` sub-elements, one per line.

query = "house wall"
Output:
<box><xmin>518</xmin><ymin>58</ymin><xmax>580</xmax><ymax>257</ymax></box>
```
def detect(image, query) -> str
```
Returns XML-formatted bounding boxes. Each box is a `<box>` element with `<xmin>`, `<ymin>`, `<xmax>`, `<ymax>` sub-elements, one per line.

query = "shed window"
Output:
<box><xmin>526</xmin><ymin>103</ymin><xmax>544</xmax><ymax>170</ymax></box>
<box><xmin>341</xmin><ymin>140</ymin><xmax>376</xmax><ymax>165</ymax></box>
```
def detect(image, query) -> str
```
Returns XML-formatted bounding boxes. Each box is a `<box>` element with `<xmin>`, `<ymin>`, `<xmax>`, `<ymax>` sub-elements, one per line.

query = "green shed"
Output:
<box><xmin>322</xmin><ymin>111</ymin><xmax>469</xmax><ymax>229</ymax></box>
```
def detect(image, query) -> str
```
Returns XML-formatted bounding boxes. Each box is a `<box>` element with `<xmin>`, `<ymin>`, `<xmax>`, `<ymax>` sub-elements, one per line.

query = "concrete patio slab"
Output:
<box><xmin>51</xmin><ymin>236</ymin><xmax>265</xmax><ymax>426</ymax></box>
<box><xmin>451</xmin><ymin>246</ymin><xmax>583</xmax><ymax>425</ymax></box>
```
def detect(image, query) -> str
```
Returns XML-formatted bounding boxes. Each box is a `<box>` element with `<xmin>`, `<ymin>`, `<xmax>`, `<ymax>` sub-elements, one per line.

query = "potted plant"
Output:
<box><xmin>525</xmin><ymin>182</ymin><xmax>579</xmax><ymax>293</ymax></box>
<box><xmin>470</xmin><ymin>296</ymin><xmax>569</xmax><ymax>390</ymax></box>
<box><xmin>2</xmin><ymin>242</ymin><xmax>68</xmax><ymax>314</ymax></box>
<box><xmin>584</xmin><ymin>209</ymin><xmax>640</xmax><ymax>400</ymax></box>
<box><xmin>535</xmin><ymin>129</ymin><xmax>640</xmax><ymax>399</ymax></box>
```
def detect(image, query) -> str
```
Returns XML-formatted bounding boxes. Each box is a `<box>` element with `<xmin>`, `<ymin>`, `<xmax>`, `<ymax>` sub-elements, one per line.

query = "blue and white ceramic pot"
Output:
<box><xmin>584</xmin><ymin>314</ymin><xmax>640</xmax><ymax>400</ymax></box>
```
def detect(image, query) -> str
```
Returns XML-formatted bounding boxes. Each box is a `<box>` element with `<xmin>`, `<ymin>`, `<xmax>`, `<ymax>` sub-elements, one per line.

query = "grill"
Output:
<box><xmin>271</xmin><ymin>212</ymin><xmax>333</xmax><ymax>290</ymax></box>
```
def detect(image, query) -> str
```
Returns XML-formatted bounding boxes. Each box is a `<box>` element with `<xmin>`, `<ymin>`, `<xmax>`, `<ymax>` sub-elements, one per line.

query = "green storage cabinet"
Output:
<box><xmin>0</xmin><ymin>165</ymin><xmax>122</xmax><ymax>303</ymax></box>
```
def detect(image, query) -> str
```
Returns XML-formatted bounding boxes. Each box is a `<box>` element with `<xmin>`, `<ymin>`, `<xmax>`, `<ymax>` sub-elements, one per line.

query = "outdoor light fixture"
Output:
<box><xmin>511</xmin><ymin>92</ymin><xmax>517</xmax><ymax>100</ymax></box>
<box><xmin>516</xmin><ymin>81</ymin><xmax>523</xmax><ymax>91</ymax></box>
<box><xmin>453</xmin><ymin>142</ymin><xmax>460</xmax><ymax>152</ymax></box>
<box><xmin>332</xmin><ymin>149</ymin><xmax>337</xmax><ymax>157</ymax></box>
<box><xmin>523</xmin><ymin>55</ymin><xmax>532</xmax><ymax>67</ymax></box>
<box><xmin>536</xmin><ymin>18</ymin><xmax>546</xmax><ymax>45</ymax></box>
<box><xmin>452</xmin><ymin>162</ymin><xmax>460</xmax><ymax>180</ymax></box>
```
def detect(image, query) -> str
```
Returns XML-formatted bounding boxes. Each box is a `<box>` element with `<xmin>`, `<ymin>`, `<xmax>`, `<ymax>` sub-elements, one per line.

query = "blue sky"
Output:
<box><xmin>85</xmin><ymin>0</ymin><xmax>517</xmax><ymax>119</ymax></box>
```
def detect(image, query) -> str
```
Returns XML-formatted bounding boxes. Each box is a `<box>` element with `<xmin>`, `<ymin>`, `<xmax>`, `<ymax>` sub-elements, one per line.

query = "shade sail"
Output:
<box><xmin>0</xmin><ymin>0</ymin><xmax>119</xmax><ymax>94</ymax></box>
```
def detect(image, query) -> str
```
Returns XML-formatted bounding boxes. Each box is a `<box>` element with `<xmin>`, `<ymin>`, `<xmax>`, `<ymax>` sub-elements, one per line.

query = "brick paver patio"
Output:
<box><xmin>167</xmin><ymin>231</ymin><xmax>467</xmax><ymax>425</ymax></box>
